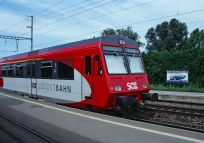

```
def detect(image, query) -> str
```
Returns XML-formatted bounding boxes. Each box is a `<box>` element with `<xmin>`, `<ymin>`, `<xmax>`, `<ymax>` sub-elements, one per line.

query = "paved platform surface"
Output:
<box><xmin>150</xmin><ymin>90</ymin><xmax>204</xmax><ymax>103</ymax></box>
<box><xmin>0</xmin><ymin>91</ymin><xmax>204</xmax><ymax>143</ymax></box>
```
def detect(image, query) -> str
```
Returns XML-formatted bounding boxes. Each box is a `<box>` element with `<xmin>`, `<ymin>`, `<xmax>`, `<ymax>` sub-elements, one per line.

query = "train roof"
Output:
<box><xmin>0</xmin><ymin>35</ymin><xmax>137</xmax><ymax>62</ymax></box>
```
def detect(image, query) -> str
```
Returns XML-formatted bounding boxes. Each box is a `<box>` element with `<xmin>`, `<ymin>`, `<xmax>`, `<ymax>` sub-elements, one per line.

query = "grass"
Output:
<box><xmin>150</xmin><ymin>84</ymin><xmax>204</xmax><ymax>93</ymax></box>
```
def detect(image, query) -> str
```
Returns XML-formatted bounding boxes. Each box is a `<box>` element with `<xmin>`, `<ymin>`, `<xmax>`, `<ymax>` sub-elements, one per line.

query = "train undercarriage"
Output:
<box><xmin>114</xmin><ymin>93</ymin><xmax>158</xmax><ymax>119</ymax></box>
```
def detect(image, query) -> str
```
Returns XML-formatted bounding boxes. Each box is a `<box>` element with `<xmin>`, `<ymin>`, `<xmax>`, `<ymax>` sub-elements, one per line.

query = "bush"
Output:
<box><xmin>142</xmin><ymin>48</ymin><xmax>204</xmax><ymax>88</ymax></box>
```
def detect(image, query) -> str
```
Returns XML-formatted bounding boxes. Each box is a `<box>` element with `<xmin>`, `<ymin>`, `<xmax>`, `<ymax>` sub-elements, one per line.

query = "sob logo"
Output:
<box><xmin>127</xmin><ymin>82</ymin><xmax>138</xmax><ymax>90</ymax></box>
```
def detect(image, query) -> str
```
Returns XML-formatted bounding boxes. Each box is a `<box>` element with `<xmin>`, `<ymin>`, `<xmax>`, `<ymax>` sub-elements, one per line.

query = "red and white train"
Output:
<box><xmin>0</xmin><ymin>35</ymin><xmax>157</xmax><ymax>118</ymax></box>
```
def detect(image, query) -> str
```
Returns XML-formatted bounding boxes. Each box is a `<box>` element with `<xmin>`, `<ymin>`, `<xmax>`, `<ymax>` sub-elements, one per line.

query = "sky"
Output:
<box><xmin>0</xmin><ymin>0</ymin><xmax>203</xmax><ymax>57</ymax></box>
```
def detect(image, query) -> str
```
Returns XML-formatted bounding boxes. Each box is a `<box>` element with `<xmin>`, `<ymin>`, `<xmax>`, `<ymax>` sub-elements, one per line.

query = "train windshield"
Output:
<box><xmin>103</xmin><ymin>46</ymin><xmax>144</xmax><ymax>74</ymax></box>
<box><xmin>127</xmin><ymin>56</ymin><xmax>144</xmax><ymax>73</ymax></box>
<box><xmin>104</xmin><ymin>55</ymin><xmax>128</xmax><ymax>74</ymax></box>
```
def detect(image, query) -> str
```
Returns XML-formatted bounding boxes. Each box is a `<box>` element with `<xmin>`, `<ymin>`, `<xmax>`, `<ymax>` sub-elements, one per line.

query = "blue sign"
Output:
<box><xmin>166</xmin><ymin>70</ymin><xmax>188</xmax><ymax>84</ymax></box>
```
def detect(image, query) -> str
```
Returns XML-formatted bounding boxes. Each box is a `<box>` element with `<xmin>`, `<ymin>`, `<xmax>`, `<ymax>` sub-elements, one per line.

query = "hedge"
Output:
<box><xmin>142</xmin><ymin>48</ymin><xmax>204</xmax><ymax>87</ymax></box>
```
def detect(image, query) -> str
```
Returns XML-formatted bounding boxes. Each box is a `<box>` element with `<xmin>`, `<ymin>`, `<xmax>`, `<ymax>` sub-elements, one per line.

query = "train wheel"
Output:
<box><xmin>119</xmin><ymin>107</ymin><xmax>134</xmax><ymax>119</ymax></box>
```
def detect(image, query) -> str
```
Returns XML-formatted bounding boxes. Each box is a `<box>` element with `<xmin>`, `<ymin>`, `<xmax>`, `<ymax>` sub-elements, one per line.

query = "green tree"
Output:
<box><xmin>180</xmin><ymin>28</ymin><xmax>204</xmax><ymax>49</ymax></box>
<box><xmin>145</xmin><ymin>18</ymin><xmax>188</xmax><ymax>52</ymax></box>
<box><xmin>101</xmin><ymin>28</ymin><xmax>116</xmax><ymax>36</ymax></box>
<box><xmin>101</xmin><ymin>26</ymin><xmax>144</xmax><ymax>47</ymax></box>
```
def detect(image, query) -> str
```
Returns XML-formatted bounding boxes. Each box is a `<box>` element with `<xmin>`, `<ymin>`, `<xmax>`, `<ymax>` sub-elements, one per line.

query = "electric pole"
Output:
<box><xmin>0</xmin><ymin>16</ymin><xmax>34</xmax><ymax>52</ymax></box>
<box><xmin>0</xmin><ymin>35</ymin><xmax>31</xmax><ymax>52</ymax></box>
<box><xmin>27</xmin><ymin>16</ymin><xmax>34</xmax><ymax>51</ymax></box>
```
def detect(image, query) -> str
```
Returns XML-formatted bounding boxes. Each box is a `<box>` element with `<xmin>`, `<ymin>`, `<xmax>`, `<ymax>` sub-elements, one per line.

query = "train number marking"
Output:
<box><xmin>127</xmin><ymin>82</ymin><xmax>138</xmax><ymax>90</ymax></box>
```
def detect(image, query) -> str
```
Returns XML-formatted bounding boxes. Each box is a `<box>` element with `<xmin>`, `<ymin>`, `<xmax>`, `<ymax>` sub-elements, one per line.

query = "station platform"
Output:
<box><xmin>0</xmin><ymin>91</ymin><xmax>204</xmax><ymax>143</ymax></box>
<box><xmin>150</xmin><ymin>90</ymin><xmax>204</xmax><ymax>104</ymax></box>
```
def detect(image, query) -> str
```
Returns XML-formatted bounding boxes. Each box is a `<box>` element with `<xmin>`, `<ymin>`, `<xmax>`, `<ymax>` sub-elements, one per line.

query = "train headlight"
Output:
<box><xmin>119</xmin><ymin>39</ymin><xmax>125</xmax><ymax>45</ymax></box>
<box><xmin>142</xmin><ymin>83</ymin><xmax>147</xmax><ymax>88</ymax></box>
<box><xmin>114</xmin><ymin>85</ymin><xmax>121</xmax><ymax>91</ymax></box>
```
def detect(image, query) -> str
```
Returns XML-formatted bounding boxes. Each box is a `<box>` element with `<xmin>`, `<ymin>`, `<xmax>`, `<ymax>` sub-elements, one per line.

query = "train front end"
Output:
<box><xmin>100</xmin><ymin>36</ymin><xmax>158</xmax><ymax>118</ymax></box>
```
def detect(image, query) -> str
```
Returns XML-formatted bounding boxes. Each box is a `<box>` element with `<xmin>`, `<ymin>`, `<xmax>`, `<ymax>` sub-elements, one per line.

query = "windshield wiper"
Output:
<box><xmin>132</xmin><ymin>53</ymin><xmax>136</xmax><ymax>57</ymax></box>
<box><xmin>113</xmin><ymin>51</ymin><xmax>119</xmax><ymax>56</ymax></box>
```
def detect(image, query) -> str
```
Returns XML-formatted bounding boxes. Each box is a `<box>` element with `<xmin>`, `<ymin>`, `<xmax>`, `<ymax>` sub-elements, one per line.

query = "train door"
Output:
<box><xmin>92</xmin><ymin>54</ymin><xmax>103</xmax><ymax>98</ymax></box>
<box><xmin>27</xmin><ymin>61</ymin><xmax>37</xmax><ymax>98</ymax></box>
<box><xmin>81</xmin><ymin>55</ymin><xmax>94</xmax><ymax>101</ymax></box>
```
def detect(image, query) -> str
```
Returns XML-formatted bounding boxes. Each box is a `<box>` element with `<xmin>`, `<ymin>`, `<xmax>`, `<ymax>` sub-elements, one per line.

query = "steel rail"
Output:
<box><xmin>0</xmin><ymin>113</ymin><xmax>57</xmax><ymax>143</ymax></box>
<box><xmin>134</xmin><ymin>117</ymin><xmax>204</xmax><ymax>133</ymax></box>
<box><xmin>150</xmin><ymin>99</ymin><xmax>204</xmax><ymax>106</ymax></box>
<box><xmin>136</xmin><ymin>103</ymin><xmax>204</xmax><ymax>133</ymax></box>
<box><xmin>142</xmin><ymin>104</ymin><xmax>204</xmax><ymax>117</ymax></box>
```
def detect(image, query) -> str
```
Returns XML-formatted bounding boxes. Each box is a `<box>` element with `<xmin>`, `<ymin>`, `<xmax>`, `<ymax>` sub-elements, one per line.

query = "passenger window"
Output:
<box><xmin>32</xmin><ymin>62</ymin><xmax>36</xmax><ymax>78</ymax></box>
<box><xmin>58</xmin><ymin>59</ymin><xmax>74</xmax><ymax>79</ymax></box>
<box><xmin>85</xmin><ymin>56</ymin><xmax>91</xmax><ymax>75</ymax></box>
<box><xmin>16</xmin><ymin>63</ymin><xmax>23</xmax><ymax>77</ymax></box>
<box><xmin>95</xmin><ymin>55</ymin><xmax>102</xmax><ymax>75</ymax></box>
<box><xmin>8</xmin><ymin>65</ymin><xmax>14</xmax><ymax>77</ymax></box>
<box><xmin>1</xmin><ymin>65</ymin><xmax>7</xmax><ymax>77</ymax></box>
<box><xmin>0</xmin><ymin>66</ymin><xmax>1</xmax><ymax>77</ymax></box>
<box><xmin>41</xmin><ymin>61</ymin><xmax>52</xmax><ymax>78</ymax></box>
<box><xmin>27</xmin><ymin>63</ymin><xmax>31</xmax><ymax>77</ymax></box>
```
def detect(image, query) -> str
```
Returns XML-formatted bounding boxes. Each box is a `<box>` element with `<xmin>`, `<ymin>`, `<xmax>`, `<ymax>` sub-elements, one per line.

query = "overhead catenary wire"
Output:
<box><xmin>33</xmin><ymin>0</ymin><xmax>117</xmax><ymax>32</ymax></box>
<box><xmin>0</xmin><ymin>20</ymin><xmax>26</xmax><ymax>34</ymax></box>
<box><xmin>33</xmin><ymin>0</ymin><xmax>160</xmax><ymax>38</ymax></box>
<box><xmin>0</xmin><ymin>0</ymin><xmax>90</xmax><ymax>35</ymax></box>
<box><xmin>0</xmin><ymin>0</ymin><xmax>67</xmax><ymax>51</ymax></box>
<box><xmin>0</xmin><ymin>0</ymin><xmax>116</xmax><ymax>52</ymax></box>
<box><xmin>115</xmin><ymin>9</ymin><xmax>204</xmax><ymax>29</ymax></box>
<box><xmin>1</xmin><ymin>19</ymin><xmax>203</xmax><ymax>55</ymax></box>
<box><xmin>18</xmin><ymin>0</ymin><xmax>118</xmax><ymax>37</ymax></box>
<box><xmin>0</xmin><ymin>21</ymin><xmax>30</xmax><ymax>51</ymax></box>
<box><xmin>31</xmin><ymin>9</ymin><xmax>204</xmax><ymax>48</ymax></box>
<box><xmin>0</xmin><ymin>0</ymin><xmax>116</xmax><ymax>51</ymax></box>
<box><xmin>0</xmin><ymin>0</ymin><xmax>66</xmax><ymax>34</ymax></box>
<box><xmin>34</xmin><ymin>0</ymin><xmax>65</xmax><ymax>16</ymax></box>
<box><xmin>132</xmin><ymin>20</ymin><xmax>204</xmax><ymax>34</ymax></box>
<box><xmin>4</xmin><ymin>19</ymin><xmax>203</xmax><ymax>55</ymax></box>
<box><xmin>36</xmin><ymin>0</ymin><xmax>90</xmax><ymax>20</ymax></box>
<box><xmin>5</xmin><ymin>0</ymin><xmax>159</xmax><ymax>39</ymax></box>
<box><xmin>0</xmin><ymin>20</ymin><xmax>28</xmax><ymax>45</ymax></box>
<box><xmin>0</xmin><ymin>0</ymin><xmax>6</xmax><ymax>5</ymax></box>
<box><xmin>0</xmin><ymin>12</ymin><xmax>203</xmax><ymax>54</ymax></box>
<box><xmin>0</xmin><ymin>0</ymin><xmax>158</xmax><ymax>37</ymax></box>
<box><xmin>0</xmin><ymin>1</ymin><xmax>203</xmax><ymax>55</ymax></box>
<box><xmin>36</xmin><ymin>0</ymin><xmax>105</xmax><ymax>23</ymax></box>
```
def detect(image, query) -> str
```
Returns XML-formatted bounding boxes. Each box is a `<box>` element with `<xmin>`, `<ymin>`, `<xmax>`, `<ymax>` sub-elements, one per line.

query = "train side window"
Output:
<box><xmin>1</xmin><ymin>65</ymin><xmax>7</xmax><ymax>77</ymax></box>
<box><xmin>27</xmin><ymin>63</ymin><xmax>31</xmax><ymax>77</ymax></box>
<box><xmin>8</xmin><ymin>65</ymin><xmax>14</xmax><ymax>77</ymax></box>
<box><xmin>0</xmin><ymin>65</ymin><xmax>2</xmax><ymax>77</ymax></box>
<box><xmin>16</xmin><ymin>63</ymin><xmax>23</xmax><ymax>77</ymax></box>
<box><xmin>32</xmin><ymin>62</ymin><xmax>36</xmax><ymax>78</ymax></box>
<box><xmin>41</xmin><ymin>61</ymin><xmax>52</xmax><ymax>78</ymax></box>
<box><xmin>85</xmin><ymin>56</ymin><xmax>91</xmax><ymax>75</ymax></box>
<box><xmin>58</xmin><ymin>59</ymin><xmax>74</xmax><ymax>79</ymax></box>
<box><xmin>95</xmin><ymin>55</ymin><xmax>102</xmax><ymax>75</ymax></box>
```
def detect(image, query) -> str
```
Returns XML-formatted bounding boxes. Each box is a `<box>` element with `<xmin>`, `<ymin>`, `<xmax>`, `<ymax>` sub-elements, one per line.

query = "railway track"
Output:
<box><xmin>136</xmin><ymin>102</ymin><xmax>204</xmax><ymax>133</ymax></box>
<box><xmin>1</xmin><ymin>91</ymin><xmax>203</xmax><ymax>135</ymax></box>
<box><xmin>0</xmin><ymin>113</ymin><xmax>57</xmax><ymax>143</ymax></box>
